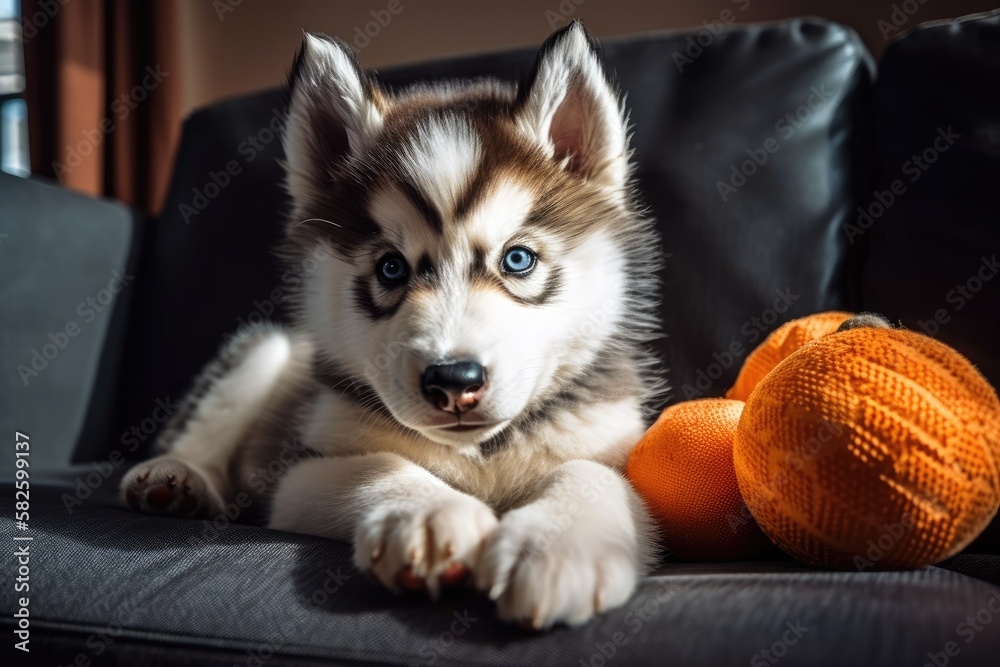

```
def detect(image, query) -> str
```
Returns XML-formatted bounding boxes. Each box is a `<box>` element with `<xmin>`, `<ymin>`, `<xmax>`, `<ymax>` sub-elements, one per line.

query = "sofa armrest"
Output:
<box><xmin>0</xmin><ymin>173</ymin><xmax>140</xmax><ymax>474</ymax></box>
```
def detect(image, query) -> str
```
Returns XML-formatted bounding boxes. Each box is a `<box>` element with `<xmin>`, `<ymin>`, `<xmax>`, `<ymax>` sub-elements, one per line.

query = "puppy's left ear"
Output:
<box><xmin>516</xmin><ymin>22</ymin><xmax>629</xmax><ymax>189</ymax></box>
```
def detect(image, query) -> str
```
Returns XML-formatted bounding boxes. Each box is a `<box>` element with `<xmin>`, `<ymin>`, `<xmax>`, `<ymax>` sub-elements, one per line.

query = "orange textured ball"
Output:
<box><xmin>727</xmin><ymin>311</ymin><xmax>854</xmax><ymax>402</ymax></box>
<box><xmin>627</xmin><ymin>399</ymin><xmax>771</xmax><ymax>561</ymax></box>
<box><xmin>734</xmin><ymin>327</ymin><xmax>1000</xmax><ymax>570</ymax></box>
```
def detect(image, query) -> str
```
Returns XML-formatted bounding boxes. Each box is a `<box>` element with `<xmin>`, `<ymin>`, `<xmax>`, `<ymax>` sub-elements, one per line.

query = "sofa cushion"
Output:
<box><xmin>4</xmin><ymin>477</ymin><xmax>1000</xmax><ymax>666</ymax></box>
<box><xmin>123</xmin><ymin>17</ymin><xmax>877</xmax><ymax>459</ymax></box>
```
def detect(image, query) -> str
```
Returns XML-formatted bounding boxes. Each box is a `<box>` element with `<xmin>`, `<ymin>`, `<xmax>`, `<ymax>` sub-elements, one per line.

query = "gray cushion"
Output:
<box><xmin>4</xmin><ymin>477</ymin><xmax>1000</xmax><ymax>667</ymax></box>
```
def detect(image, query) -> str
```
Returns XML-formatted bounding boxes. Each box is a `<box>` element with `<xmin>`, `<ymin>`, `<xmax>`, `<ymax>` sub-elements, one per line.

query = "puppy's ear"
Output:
<box><xmin>516</xmin><ymin>22</ymin><xmax>628</xmax><ymax>189</ymax></box>
<box><xmin>283</xmin><ymin>33</ymin><xmax>384</xmax><ymax>200</ymax></box>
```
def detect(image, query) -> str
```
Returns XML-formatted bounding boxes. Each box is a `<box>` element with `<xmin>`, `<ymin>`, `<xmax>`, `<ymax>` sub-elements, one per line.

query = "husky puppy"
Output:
<box><xmin>121</xmin><ymin>22</ymin><xmax>666</xmax><ymax>628</ymax></box>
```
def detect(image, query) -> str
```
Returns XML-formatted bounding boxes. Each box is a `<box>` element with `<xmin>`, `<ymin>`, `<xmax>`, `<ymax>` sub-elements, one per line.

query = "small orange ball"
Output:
<box><xmin>627</xmin><ymin>399</ymin><xmax>771</xmax><ymax>561</ymax></box>
<box><xmin>727</xmin><ymin>311</ymin><xmax>854</xmax><ymax>402</ymax></box>
<box><xmin>734</xmin><ymin>327</ymin><xmax>1000</xmax><ymax>569</ymax></box>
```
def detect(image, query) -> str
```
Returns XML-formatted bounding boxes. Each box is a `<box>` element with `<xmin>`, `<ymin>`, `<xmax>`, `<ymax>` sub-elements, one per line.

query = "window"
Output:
<box><xmin>0</xmin><ymin>0</ymin><xmax>28</xmax><ymax>177</ymax></box>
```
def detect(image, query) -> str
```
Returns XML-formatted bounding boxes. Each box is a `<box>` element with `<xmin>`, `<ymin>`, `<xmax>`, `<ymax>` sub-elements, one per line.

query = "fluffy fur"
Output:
<box><xmin>121</xmin><ymin>22</ymin><xmax>667</xmax><ymax>628</ymax></box>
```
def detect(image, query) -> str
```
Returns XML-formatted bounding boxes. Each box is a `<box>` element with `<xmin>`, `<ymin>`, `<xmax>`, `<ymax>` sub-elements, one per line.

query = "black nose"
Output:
<box><xmin>421</xmin><ymin>361</ymin><xmax>486</xmax><ymax>413</ymax></box>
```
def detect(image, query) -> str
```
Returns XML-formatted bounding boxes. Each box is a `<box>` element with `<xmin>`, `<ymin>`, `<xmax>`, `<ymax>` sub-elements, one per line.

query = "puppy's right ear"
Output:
<box><xmin>283</xmin><ymin>33</ymin><xmax>384</xmax><ymax>200</ymax></box>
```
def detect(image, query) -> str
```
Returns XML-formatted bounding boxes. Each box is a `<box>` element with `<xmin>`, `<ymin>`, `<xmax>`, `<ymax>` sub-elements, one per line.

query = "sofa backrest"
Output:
<box><xmin>861</xmin><ymin>10</ymin><xmax>1000</xmax><ymax>388</ymax></box>
<box><xmin>120</xmin><ymin>18</ymin><xmax>876</xmax><ymax>457</ymax></box>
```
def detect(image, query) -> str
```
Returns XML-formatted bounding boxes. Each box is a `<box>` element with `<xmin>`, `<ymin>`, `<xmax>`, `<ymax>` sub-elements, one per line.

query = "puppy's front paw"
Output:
<box><xmin>120</xmin><ymin>456</ymin><xmax>223</xmax><ymax>518</ymax></box>
<box><xmin>475</xmin><ymin>505</ymin><xmax>640</xmax><ymax>629</ymax></box>
<box><xmin>355</xmin><ymin>492</ymin><xmax>498</xmax><ymax>598</ymax></box>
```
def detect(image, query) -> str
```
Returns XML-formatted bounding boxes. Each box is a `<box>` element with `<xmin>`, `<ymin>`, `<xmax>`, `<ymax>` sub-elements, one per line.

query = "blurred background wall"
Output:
<box><xmin>7</xmin><ymin>0</ymin><xmax>998</xmax><ymax>212</ymax></box>
<box><xmin>179</xmin><ymin>0</ymin><xmax>999</xmax><ymax>115</ymax></box>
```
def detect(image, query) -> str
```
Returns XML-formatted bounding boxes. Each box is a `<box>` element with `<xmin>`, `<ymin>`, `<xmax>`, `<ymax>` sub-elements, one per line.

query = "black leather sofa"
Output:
<box><xmin>3</xmin><ymin>13</ymin><xmax>1000</xmax><ymax>667</ymax></box>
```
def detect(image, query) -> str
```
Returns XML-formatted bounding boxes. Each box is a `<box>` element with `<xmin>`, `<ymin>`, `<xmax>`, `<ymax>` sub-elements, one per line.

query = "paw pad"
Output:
<box><xmin>120</xmin><ymin>457</ymin><xmax>220</xmax><ymax>518</ymax></box>
<box><xmin>146</xmin><ymin>484</ymin><xmax>175</xmax><ymax>510</ymax></box>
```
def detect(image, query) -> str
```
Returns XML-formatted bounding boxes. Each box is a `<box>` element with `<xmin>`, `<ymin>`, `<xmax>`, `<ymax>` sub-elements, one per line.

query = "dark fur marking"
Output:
<box><xmin>478</xmin><ymin>428</ymin><xmax>513</xmax><ymax>457</ymax></box>
<box><xmin>352</xmin><ymin>277</ymin><xmax>401</xmax><ymax>321</ymax></box>
<box><xmin>312</xmin><ymin>353</ymin><xmax>393</xmax><ymax>419</ymax></box>
<box><xmin>416</xmin><ymin>253</ymin><xmax>435</xmax><ymax>281</ymax></box>
<box><xmin>510</xmin><ymin>265</ymin><xmax>562</xmax><ymax>307</ymax></box>
<box><xmin>468</xmin><ymin>246</ymin><xmax>490</xmax><ymax>281</ymax></box>
<box><xmin>286</xmin><ymin>166</ymin><xmax>383</xmax><ymax>261</ymax></box>
<box><xmin>453</xmin><ymin>165</ymin><xmax>494</xmax><ymax>221</ymax></box>
<box><xmin>399</xmin><ymin>180</ymin><xmax>443</xmax><ymax>234</ymax></box>
<box><xmin>468</xmin><ymin>257</ymin><xmax>561</xmax><ymax>306</ymax></box>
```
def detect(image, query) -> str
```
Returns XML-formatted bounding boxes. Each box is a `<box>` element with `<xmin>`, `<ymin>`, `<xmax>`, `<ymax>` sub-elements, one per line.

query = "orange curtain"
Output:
<box><xmin>21</xmin><ymin>0</ymin><xmax>181</xmax><ymax>214</ymax></box>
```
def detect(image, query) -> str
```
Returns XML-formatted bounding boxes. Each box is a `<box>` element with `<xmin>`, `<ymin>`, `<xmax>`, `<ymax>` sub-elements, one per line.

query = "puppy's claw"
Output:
<box><xmin>408</xmin><ymin>547</ymin><xmax>423</xmax><ymax>565</ymax></box>
<box><xmin>489</xmin><ymin>582</ymin><xmax>507</xmax><ymax>601</ymax></box>
<box><xmin>518</xmin><ymin>617</ymin><xmax>543</xmax><ymax>632</ymax></box>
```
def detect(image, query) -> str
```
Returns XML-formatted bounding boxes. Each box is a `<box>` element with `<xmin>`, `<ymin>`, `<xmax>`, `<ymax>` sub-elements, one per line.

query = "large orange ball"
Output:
<box><xmin>734</xmin><ymin>327</ymin><xmax>1000</xmax><ymax>569</ymax></box>
<box><xmin>627</xmin><ymin>399</ymin><xmax>771</xmax><ymax>561</ymax></box>
<box><xmin>727</xmin><ymin>311</ymin><xmax>854</xmax><ymax>401</ymax></box>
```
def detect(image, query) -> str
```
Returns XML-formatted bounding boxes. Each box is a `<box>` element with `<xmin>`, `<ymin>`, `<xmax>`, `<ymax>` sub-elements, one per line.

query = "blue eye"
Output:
<box><xmin>501</xmin><ymin>246</ymin><xmax>536</xmax><ymax>275</ymax></box>
<box><xmin>376</xmin><ymin>254</ymin><xmax>409</xmax><ymax>286</ymax></box>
